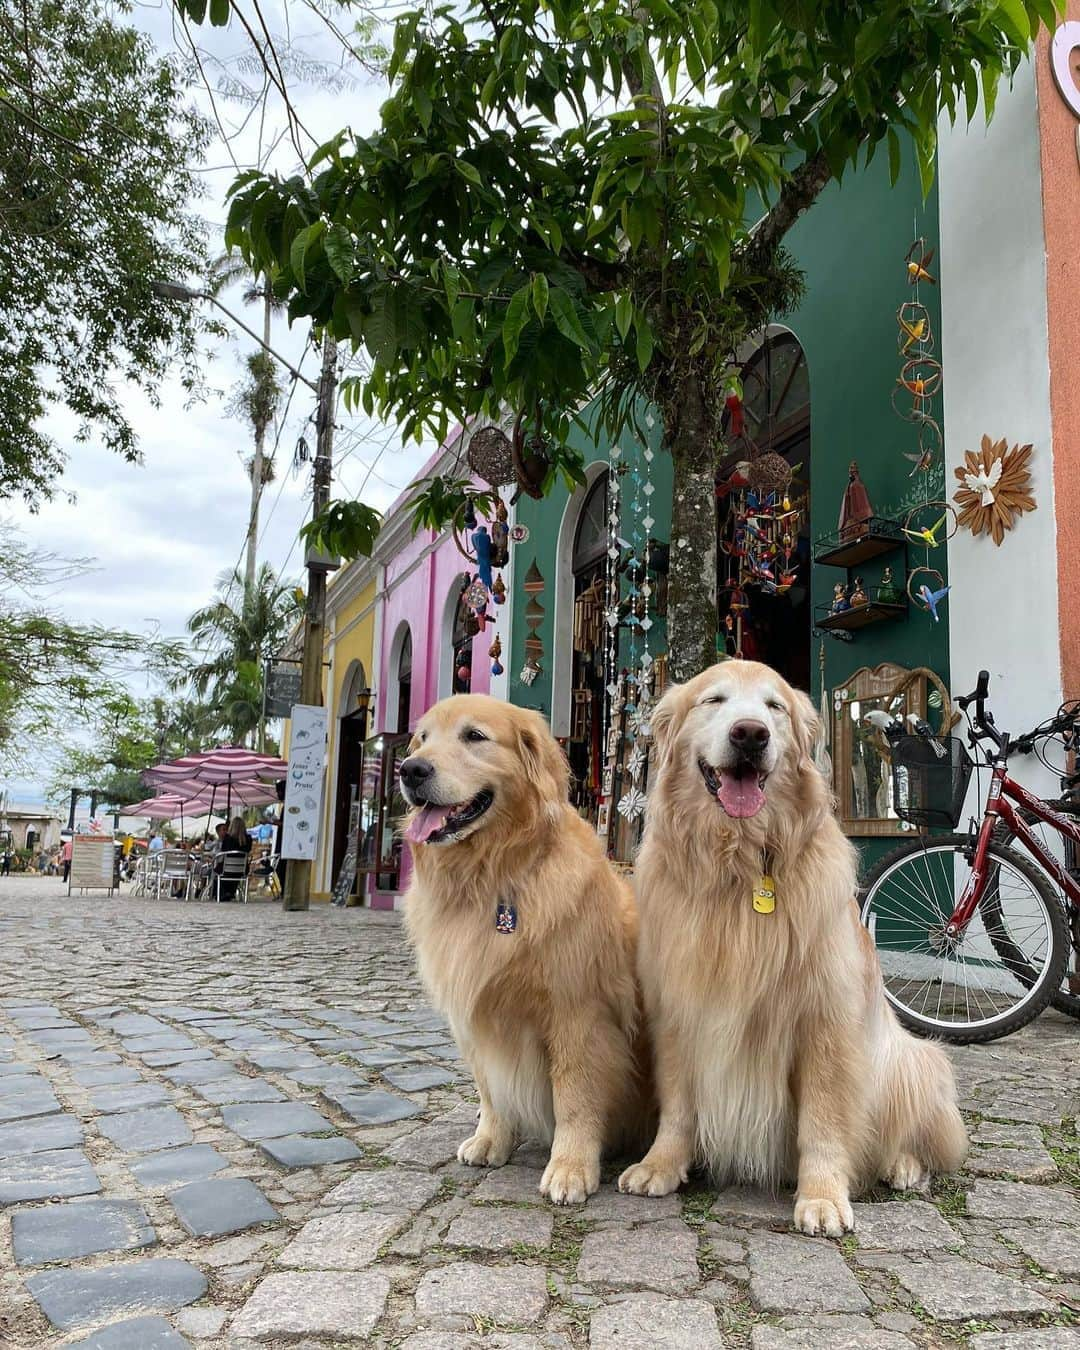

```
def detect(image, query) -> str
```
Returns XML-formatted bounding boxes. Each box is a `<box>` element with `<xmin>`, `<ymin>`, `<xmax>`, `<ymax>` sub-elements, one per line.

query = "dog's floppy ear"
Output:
<box><xmin>517</xmin><ymin>712</ymin><xmax>570</xmax><ymax>800</ymax></box>
<box><xmin>647</xmin><ymin>682</ymin><xmax>684</xmax><ymax>776</ymax></box>
<box><xmin>789</xmin><ymin>687</ymin><xmax>825</xmax><ymax>772</ymax></box>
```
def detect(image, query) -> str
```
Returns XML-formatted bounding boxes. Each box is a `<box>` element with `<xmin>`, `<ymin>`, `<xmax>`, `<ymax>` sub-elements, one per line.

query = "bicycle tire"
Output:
<box><xmin>859</xmin><ymin>834</ymin><xmax>1069</xmax><ymax>1044</ymax></box>
<box><xmin>991</xmin><ymin>808</ymin><xmax>1080</xmax><ymax>1021</ymax></box>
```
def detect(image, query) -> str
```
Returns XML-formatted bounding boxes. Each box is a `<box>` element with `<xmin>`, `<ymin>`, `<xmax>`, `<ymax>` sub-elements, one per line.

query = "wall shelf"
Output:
<box><xmin>814</xmin><ymin>518</ymin><xmax>906</xmax><ymax>569</ymax></box>
<box><xmin>815</xmin><ymin>600</ymin><xmax>908</xmax><ymax>633</ymax></box>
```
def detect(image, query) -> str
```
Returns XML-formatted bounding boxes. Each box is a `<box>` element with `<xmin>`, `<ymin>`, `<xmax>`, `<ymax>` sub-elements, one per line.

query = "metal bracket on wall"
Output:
<box><xmin>813</xmin><ymin>626</ymin><xmax>853</xmax><ymax>644</ymax></box>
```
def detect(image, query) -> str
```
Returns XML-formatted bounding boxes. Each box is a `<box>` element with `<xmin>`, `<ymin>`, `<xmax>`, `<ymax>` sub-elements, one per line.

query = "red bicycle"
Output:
<box><xmin>860</xmin><ymin>671</ymin><xmax>1072</xmax><ymax>1043</ymax></box>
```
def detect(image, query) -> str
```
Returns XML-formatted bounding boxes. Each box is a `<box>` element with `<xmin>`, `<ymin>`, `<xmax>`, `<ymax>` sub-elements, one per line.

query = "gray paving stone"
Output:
<box><xmin>258</xmin><ymin>1133</ymin><xmax>363</xmax><ymax>1168</ymax></box>
<box><xmin>102</xmin><ymin>1014</ymin><xmax>173</xmax><ymax>1037</ymax></box>
<box><xmin>0</xmin><ymin>1061</ymin><xmax>36</xmax><ymax>1074</ymax></box>
<box><xmin>169</xmin><ymin>1176</ymin><xmax>279</xmax><ymax>1237</ymax></box>
<box><xmin>397</xmin><ymin>1338</ymin><xmax>561</xmax><ymax>1350</ymax></box>
<box><xmin>751</xmin><ymin>1332</ymin><xmax>914</xmax><ymax>1349</ymax></box>
<box><xmin>414</xmin><ymin>1262</ymin><xmax>549</xmax><ymax>1324</ymax></box>
<box><xmin>27</xmin><ymin>1027</ymin><xmax>94</xmax><ymax>1046</ymax></box>
<box><xmin>12</xmin><ymin>1198</ymin><xmax>156</xmax><ymax>1265</ymax></box>
<box><xmin>123</xmin><ymin>1035</ymin><xmax>196</xmax><ymax>1053</ymax></box>
<box><xmin>0</xmin><ymin>1147</ymin><xmax>101</xmax><ymax>1203</ymax></box>
<box><xmin>242</xmin><ymin>1049</ymin><xmax>320</xmax><ymax>1071</ymax></box>
<box><xmin>130</xmin><ymin>1144</ymin><xmax>229</xmax><ymax>1189</ymax></box>
<box><xmin>446</xmin><ymin>1206</ymin><xmax>553</xmax><ymax>1251</ymax></box>
<box><xmin>965</xmin><ymin>1145</ymin><xmax>1058</xmax><ymax>1180</ymax></box>
<box><xmin>0</xmin><ymin>1089</ymin><xmax>60</xmax><ymax>1120</ymax></box>
<box><xmin>98</xmin><ymin>1106</ymin><xmax>193</xmax><ymax>1152</ymax></box>
<box><xmin>278</xmin><ymin>1210</ymin><xmax>406</xmax><ymax>1268</ymax></box>
<box><xmin>381</xmin><ymin>1065</ymin><xmax>456</xmax><ymax>1091</ymax></box>
<box><xmin>10</xmin><ymin>1013</ymin><xmax>74</xmax><ymax>1029</ymax></box>
<box><xmin>970</xmin><ymin>1333</ymin><xmax>1080</xmax><ymax>1350</ymax></box>
<box><xmin>191</xmin><ymin>1077</ymin><xmax>286</xmax><ymax>1104</ymax></box>
<box><xmin>589</xmin><ymin>1294</ymin><xmax>722</xmax><ymax>1349</ymax></box>
<box><xmin>163</xmin><ymin>1059</ymin><xmax>235</xmax><ymax>1085</ymax></box>
<box><xmin>850</xmin><ymin>1200</ymin><xmax>961</xmax><ymax>1251</ymax></box>
<box><xmin>230</xmin><ymin>1269</ymin><xmax>390</xmax><ymax>1340</ymax></box>
<box><xmin>459</xmin><ymin>1164</ymin><xmax>546</xmax><ymax>1205</ymax></box>
<box><xmin>889</xmin><ymin>1254</ymin><xmax>1054</xmax><ymax>1319</ymax></box>
<box><xmin>0</xmin><ymin>1109</ymin><xmax>83</xmax><ymax>1156</ymax></box>
<box><xmin>219</xmin><ymin>1101</ymin><xmax>332</xmax><ymax>1140</ymax></box>
<box><xmin>89</xmin><ymin>1082</ymin><xmax>171</xmax><ymax>1114</ymax></box>
<box><xmin>59</xmin><ymin>1049</ymin><xmax>122</xmax><ymax>1066</ymax></box>
<box><xmin>583</xmin><ymin>1186</ymin><xmax>683</xmax><ymax>1222</ymax></box>
<box><xmin>140</xmin><ymin>1048</ymin><xmax>214</xmax><ymax>1067</ymax></box>
<box><xmin>26</xmin><ymin>1257</ymin><xmax>208</xmax><ymax>1331</ymax></box>
<box><xmin>282</xmin><ymin>1063</ymin><xmax>362</xmax><ymax>1087</ymax></box>
<box><xmin>970</xmin><ymin>1121</ymin><xmax>1046</xmax><ymax>1148</ymax></box>
<box><xmin>578</xmin><ymin>1219</ymin><xmax>699</xmax><ymax>1292</ymax></box>
<box><xmin>1000</xmin><ymin>1224</ymin><xmax>1080</xmax><ymax>1275</ymax></box>
<box><xmin>67</xmin><ymin>1315</ymin><xmax>192</xmax><ymax>1349</ymax></box>
<box><xmin>0</xmin><ymin>1073</ymin><xmax>48</xmax><ymax>1095</ymax></box>
<box><xmin>712</xmin><ymin>1186</ymin><xmax>794</xmax><ymax>1224</ymax></box>
<box><xmin>745</xmin><ymin>1232</ymin><xmax>870</xmax><ymax>1314</ymax></box>
<box><xmin>966</xmin><ymin>1180</ymin><xmax>1080</xmax><ymax>1224</ymax></box>
<box><xmin>72</xmin><ymin>1066</ymin><xmax>143</xmax><ymax>1088</ymax></box>
<box><xmin>385</xmin><ymin>1104</ymin><xmax>484</xmax><ymax>1168</ymax></box>
<box><xmin>350</xmin><ymin>1046</ymin><xmax>415</xmax><ymax>1068</ymax></box>
<box><xmin>323</xmin><ymin>1086</ymin><xmax>422</xmax><ymax>1125</ymax></box>
<box><xmin>323</xmin><ymin>1168</ymin><xmax>441</xmax><ymax>1211</ymax></box>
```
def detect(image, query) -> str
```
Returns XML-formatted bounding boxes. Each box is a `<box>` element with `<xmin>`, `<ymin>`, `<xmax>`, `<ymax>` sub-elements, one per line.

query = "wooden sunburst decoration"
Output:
<box><xmin>952</xmin><ymin>435</ymin><xmax>1036</xmax><ymax>546</ymax></box>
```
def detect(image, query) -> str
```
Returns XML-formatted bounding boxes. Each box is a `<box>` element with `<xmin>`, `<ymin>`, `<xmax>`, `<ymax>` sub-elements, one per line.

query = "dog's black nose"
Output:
<box><xmin>400</xmin><ymin>757</ymin><xmax>435</xmax><ymax>791</ymax></box>
<box><xmin>729</xmin><ymin>720</ymin><xmax>770</xmax><ymax>750</ymax></box>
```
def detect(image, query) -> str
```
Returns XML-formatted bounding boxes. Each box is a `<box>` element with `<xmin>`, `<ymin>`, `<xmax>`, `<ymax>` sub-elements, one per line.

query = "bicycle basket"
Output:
<box><xmin>890</xmin><ymin>735</ymin><xmax>973</xmax><ymax>829</ymax></box>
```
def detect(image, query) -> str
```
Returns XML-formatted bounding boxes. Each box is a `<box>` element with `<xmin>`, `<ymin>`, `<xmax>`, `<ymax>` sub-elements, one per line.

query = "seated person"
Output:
<box><xmin>216</xmin><ymin>816</ymin><xmax>252</xmax><ymax>900</ymax></box>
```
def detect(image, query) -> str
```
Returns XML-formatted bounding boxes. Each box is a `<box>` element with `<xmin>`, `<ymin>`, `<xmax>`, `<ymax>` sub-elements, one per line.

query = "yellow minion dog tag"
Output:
<box><xmin>752</xmin><ymin>874</ymin><xmax>776</xmax><ymax>915</ymax></box>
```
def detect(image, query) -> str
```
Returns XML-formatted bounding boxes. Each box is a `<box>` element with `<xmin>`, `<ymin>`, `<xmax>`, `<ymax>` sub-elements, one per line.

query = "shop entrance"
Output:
<box><xmin>718</xmin><ymin>331</ymin><xmax>812</xmax><ymax>692</ymax></box>
<box><xmin>567</xmin><ymin>473</ymin><xmax>608</xmax><ymax>815</ymax></box>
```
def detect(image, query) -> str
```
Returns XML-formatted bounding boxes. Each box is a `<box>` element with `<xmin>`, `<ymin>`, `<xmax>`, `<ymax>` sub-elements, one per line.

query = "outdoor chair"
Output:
<box><xmin>154</xmin><ymin>849</ymin><xmax>191</xmax><ymax>900</ymax></box>
<box><xmin>213</xmin><ymin>851</ymin><xmax>250</xmax><ymax>904</ymax></box>
<box><xmin>129</xmin><ymin>855</ymin><xmax>150</xmax><ymax>897</ymax></box>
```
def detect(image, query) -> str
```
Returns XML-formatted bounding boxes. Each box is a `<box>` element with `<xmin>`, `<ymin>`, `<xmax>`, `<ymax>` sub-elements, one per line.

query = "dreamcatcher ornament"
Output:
<box><xmin>953</xmin><ymin>436</ymin><xmax>1036</xmax><ymax>546</ymax></box>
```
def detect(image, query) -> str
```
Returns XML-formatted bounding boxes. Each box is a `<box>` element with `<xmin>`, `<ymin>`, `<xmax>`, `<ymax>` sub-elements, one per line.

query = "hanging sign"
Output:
<box><xmin>265</xmin><ymin>660</ymin><xmax>303</xmax><ymax>719</ymax></box>
<box><xmin>69</xmin><ymin>835</ymin><xmax>115</xmax><ymax>895</ymax></box>
<box><xmin>281</xmin><ymin>704</ymin><xmax>328</xmax><ymax>861</ymax></box>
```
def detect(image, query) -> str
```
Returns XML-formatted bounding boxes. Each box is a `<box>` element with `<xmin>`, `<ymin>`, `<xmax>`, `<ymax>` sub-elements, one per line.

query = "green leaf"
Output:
<box><xmin>208</xmin><ymin>0</ymin><xmax>230</xmax><ymax>26</ymax></box>
<box><xmin>549</xmin><ymin>289</ymin><xmax>591</xmax><ymax>350</ymax></box>
<box><xmin>981</xmin><ymin>63</ymin><xmax>999</xmax><ymax>125</ymax></box>
<box><xmin>301</xmin><ymin>500</ymin><xmax>382</xmax><ymax>561</ymax></box>
<box><xmin>501</xmin><ymin>284</ymin><xmax>531</xmax><ymax>367</ymax></box>
<box><xmin>635</xmin><ymin>317</ymin><xmax>654</xmax><ymax>372</ymax></box>
<box><xmin>615</xmin><ymin>291</ymin><xmax>633</xmax><ymax>340</ymax></box>
<box><xmin>531</xmin><ymin>273</ymin><xmax>549</xmax><ymax>322</ymax></box>
<box><xmin>324</xmin><ymin>224</ymin><xmax>353</xmax><ymax>284</ymax></box>
<box><xmin>455</xmin><ymin>159</ymin><xmax>482</xmax><ymax>186</ymax></box>
<box><xmin>994</xmin><ymin>0</ymin><xmax>1030</xmax><ymax>44</ymax></box>
<box><xmin>289</xmin><ymin>221</ymin><xmax>325</xmax><ymax>293</ymax></box>
<box><xmin>887</xmin><ymin>127</ymin><xmax>902</xmax><ymax>186</ymax></box>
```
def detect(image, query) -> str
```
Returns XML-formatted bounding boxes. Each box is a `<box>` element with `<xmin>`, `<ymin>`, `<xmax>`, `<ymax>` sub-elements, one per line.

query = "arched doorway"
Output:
<box><xmin>718</xmin><ymin>331</ymin><xmax>812</xmax><ymax>690</ymax></box>
<box><xmin>394</xmin><ymin>627</ymin><xmax>413</xmax><ymax>733</ymax></box>
<box><xmin>567</xmin><ymin>474</ymin><xmax>609</xmax><ymax>814</ymax></box>
<box><xmin>330</xmin><ymin>660</ymin><xmax>370</xmax><ymax>892</ymax></box>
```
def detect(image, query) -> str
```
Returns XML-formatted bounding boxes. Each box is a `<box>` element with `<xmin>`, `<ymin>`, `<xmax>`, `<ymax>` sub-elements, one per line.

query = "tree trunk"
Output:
<box><xmin>243</xmin><ymin>292</ymin><xmax>273</xmax><ymax>597</ymax></box>
<box><xmin>663</xmin><ymin>372</ymin><xmax>719</xmax><ymax>684</ymax></box>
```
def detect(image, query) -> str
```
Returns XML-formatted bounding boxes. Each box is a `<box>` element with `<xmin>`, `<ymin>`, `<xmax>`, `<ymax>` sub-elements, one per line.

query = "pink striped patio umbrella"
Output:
<box><xmin>142</xmin><ymin>746</ymin><xmax>288</xmax><ymax>817</ymax></box>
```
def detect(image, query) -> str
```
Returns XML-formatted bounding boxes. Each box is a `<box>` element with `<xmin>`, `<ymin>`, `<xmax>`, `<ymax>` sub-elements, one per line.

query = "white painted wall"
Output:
<box><xmin>938</xmin><ymin>59</ymin><xmax>1062</xmax><ymax>801</ymax></box>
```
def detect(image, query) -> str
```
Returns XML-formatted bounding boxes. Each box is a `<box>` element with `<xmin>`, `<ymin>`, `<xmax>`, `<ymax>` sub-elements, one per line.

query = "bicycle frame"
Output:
<box><xmin>947</xmin><ymin>763</ymin><xmax>1080</xmax><ymax>934</ymax></box>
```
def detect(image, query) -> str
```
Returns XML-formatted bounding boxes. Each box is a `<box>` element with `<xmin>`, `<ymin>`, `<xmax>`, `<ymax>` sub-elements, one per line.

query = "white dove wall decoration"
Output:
<box><xmin>953</xmin><ymin>435</ymin><xmax>1036</xmax><ymax>546</ymax></box>
<box><xmin>962</xmin><ymin>457</ymin><xmax>1002</xmax><ymax>506</ymax></box>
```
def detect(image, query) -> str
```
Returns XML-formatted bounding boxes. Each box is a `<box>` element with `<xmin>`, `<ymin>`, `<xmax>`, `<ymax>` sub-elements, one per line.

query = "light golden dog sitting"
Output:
<box><xmin>400</xmin><ymin>694</ymin><xmax>646</xmax><ymax>1204</ymax></box>
<box><xmin>619</xmin><ymin>660</ymin><xmax>966</xmax><ymax>1235</ymax></box>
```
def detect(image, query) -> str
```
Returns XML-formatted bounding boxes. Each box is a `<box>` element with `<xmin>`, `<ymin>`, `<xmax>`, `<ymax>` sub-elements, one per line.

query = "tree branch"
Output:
<box><xmin>740</xmin><ymin>147</ymin><xmax>832</xmax><ymax>270</ymax></box>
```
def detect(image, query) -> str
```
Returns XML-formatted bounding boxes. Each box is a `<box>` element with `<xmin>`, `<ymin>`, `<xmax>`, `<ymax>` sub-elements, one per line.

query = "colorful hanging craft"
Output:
<box><xmin>489</xmin><ymin>635</ymin><xmax>504</xmax><ymax>676</ymax></box>
<box><xmin>519</xmin><ymin>560</ymin><xmax>545</xmax><ymax>684</ymax></box>
<box><xmin>908</xmin><ymin>567</ymin><xmax>950</xmax><ymax>621</ymax></box>
<box><xmin>892</xmin><ymin>242</ymin><xmax>944</xmax><ymax>481</ymax></box>
<box><xmin>953</xmin><ymin>435</ymin><xmax>1036</xmax><ymax>546</ymax></box>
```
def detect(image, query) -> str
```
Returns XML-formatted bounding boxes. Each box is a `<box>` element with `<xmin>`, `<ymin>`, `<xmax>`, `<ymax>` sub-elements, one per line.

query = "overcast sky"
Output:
<box><xmin>5</xmin><ymin>0</ymin><xmax>435</xmax><ymax>801</ymax></box>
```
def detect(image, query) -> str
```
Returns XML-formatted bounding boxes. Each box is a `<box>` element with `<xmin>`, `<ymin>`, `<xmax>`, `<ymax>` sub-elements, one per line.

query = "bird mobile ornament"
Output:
<box><xmin>903</xmin><ymin>512</ymin><xmax>948</xmax><ymax>548</ymax></box>
<box><xmin>953</xmin><ymin>435</ymin><xmax>1036</xmax><ymax>546</ymax></box>
<box><xmin>906</xmin><ymin>239</ymin><xmax>937</xmax><ymax>286</ymax></box>
<box><xmin>903</xmin><ymin>501</ymin><xmax>957</xmax><ymax>549</ymax></box>
<box><xmin>908</xmin><ymin>567</ymin><xmax>950</xmax><ymax>622</ymax></box>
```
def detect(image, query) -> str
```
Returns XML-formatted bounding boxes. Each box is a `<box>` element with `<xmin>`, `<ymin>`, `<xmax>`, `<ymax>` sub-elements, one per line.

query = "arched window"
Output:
<box><xmin>450</xmin><ymin>581</ymin><xmax>477</xmax><ymax>694</ymax></box>
<box><xmin>394</xmin><ymin>627</ymin><xmax>412</xmax><ymax>733</ymax></box>
<box><xmin>572</xmin><ymin>474</ymin><xmax>609</xmax><ymax>576</ymax></box>
<box><xmin>727</xmin><ymin>331</ymin><xmax>810</xmax><ymax>455</ymax></box>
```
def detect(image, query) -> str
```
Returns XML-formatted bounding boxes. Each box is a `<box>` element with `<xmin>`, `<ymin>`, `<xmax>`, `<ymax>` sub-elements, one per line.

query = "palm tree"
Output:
<box><xmin>207</xmin><ymin>253</ymin><xmax>286</xmax><ymax>596</ymax></box>
<box><xmin>186</xmin><ymin>564</ymin><xmax>300</xmax><ymax>750</ymax></box>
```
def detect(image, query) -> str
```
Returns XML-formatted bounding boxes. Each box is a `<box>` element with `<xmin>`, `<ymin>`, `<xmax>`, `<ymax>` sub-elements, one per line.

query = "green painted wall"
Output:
<box><xmin>508</xmin><ymin>404</ymin><xmax>671</xmax><ymax>720</ymax></box>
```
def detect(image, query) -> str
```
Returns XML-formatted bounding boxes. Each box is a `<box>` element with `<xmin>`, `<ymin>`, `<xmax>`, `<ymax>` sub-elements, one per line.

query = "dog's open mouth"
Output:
<box><xmin>699</xmin><ymin>758</ymin><xmax>769</xmax><ymax>819</ymax></box>
<box><xmin>405</xmin><ymin>789</ymin><xmax>494</xmax><ymax>845</ymax></box>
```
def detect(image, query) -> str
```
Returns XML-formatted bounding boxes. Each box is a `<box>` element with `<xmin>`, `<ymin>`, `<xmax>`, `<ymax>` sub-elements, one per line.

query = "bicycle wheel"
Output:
<box><xmin>860</xmin><ymin>835</ymin><xmax>1069</xmax><ymax>1043</ymax></box>
<box><xmin>992</xmin><ymin>807</ymin><xmax>1080</xmax><ymax>1021</ymax></box>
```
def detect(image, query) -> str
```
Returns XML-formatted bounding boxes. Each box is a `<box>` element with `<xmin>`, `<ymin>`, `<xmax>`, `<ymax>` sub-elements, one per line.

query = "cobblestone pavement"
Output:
<box><xmin>0</xmin><ymin>877</ymin><xmax>1078</xmax><ymax>1349</ymax></box>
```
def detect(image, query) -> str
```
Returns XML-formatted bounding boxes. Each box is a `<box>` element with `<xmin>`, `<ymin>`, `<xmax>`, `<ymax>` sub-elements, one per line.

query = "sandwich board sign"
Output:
<box><xmin>331</xmin><ymin>801</ymin><xmax>361</xmax><ymax>907</ymax></box>
<box><xmin>281</xmin><ymin>704</ymin><xmax>328</xmax><ymax>860</ymax></box>
<box><xmin>69</xmin><ymin>834</ymin><xmax>115</xmax><ymax>895</ymax></box>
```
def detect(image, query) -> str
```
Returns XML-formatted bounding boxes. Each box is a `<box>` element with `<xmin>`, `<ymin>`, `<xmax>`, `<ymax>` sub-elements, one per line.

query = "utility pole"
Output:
<box><xmin>282</xmin><ymin>334</ymin><xmax>337</xmax><ymax>912</ymax></box>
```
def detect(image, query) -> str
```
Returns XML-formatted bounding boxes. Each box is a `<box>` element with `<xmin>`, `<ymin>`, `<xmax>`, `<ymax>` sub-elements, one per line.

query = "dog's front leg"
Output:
<box><xmin>618</xmin><ymin>1021</ymin><xmax>694</xmax><ymax>1198</ymax></box>
<box><xmin>792</xmin><ymin>1018</ymin><xmax>864</xmax><ymax>1237</ymax></box>
<box><xmin>540</xmin><ymin>1005</ymin><xmax>624</xmax><ymax>1205</ymax></box>
<box><xmin>458</xmin><ymin>1062</ymin><xmax>516</xmax><ymax>1168</ymax></box>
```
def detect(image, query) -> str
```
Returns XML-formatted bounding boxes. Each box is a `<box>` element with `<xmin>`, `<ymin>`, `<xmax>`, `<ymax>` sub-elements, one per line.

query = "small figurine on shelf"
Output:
<box><xmin>877</xmin><ymin>566</ymin><xmax>902</xmax><ymax>604</ymax></box>
<box><xmin>849</xmin><ymin>576</ymin><xmax>869</xmax><ymax>607</ymax></box>
<box><xmin>838</xmin><ymin>460</ymin><xmax>875</xmax><ymax>542</ymax></box>
<box><xmin>831</xmin><ymin>583</ymin><xmax>850</xmax><ymax>614</ymax></box>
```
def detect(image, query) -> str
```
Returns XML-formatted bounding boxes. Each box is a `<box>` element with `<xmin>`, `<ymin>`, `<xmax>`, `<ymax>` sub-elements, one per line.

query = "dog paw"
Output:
<box><xmin>793</xmin><ymin>1194</ymin><xmax>854</xmax><ymax>1237</ymax></box>
<box><xmin>540</xmin><ymin>1155</ymin><xmax>599</xmax><ymax>1205</ymax></box>
<box><xmin>617</xmin><ymin>1158</ymin><xmax>687</xmax><ymax>1198</ymax></box>
<box><xmin>886</xmin><ymin>1153</ymin><xmax>926</xmax><ymax>1191</ymax></box>
<box><xmin>457</xmin><ymin>1132</ymin><xmax>513</xmax><ymax>1168</ymax></box>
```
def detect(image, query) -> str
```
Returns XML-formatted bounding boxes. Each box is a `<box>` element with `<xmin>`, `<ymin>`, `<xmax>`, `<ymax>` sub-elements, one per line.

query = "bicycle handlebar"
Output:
<box><xmin>956</xmin><ymin>670</ymin><xmax>990</xmax><ymax>713</ymax></box>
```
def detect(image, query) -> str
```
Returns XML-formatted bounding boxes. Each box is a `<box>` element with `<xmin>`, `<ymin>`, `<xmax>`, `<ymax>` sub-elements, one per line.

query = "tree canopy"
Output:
<box><xmin>191</xmin><ymin>0</ymin><xmax>1047</xmax><ymax>675</ymax></box>
<box><xmin>0</xmin><ymin>0</ymin><xmax>210</xmax><ymax>506</ymax></box>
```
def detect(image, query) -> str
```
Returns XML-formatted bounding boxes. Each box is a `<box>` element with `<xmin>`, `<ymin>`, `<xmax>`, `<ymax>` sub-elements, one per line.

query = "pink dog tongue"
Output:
<box><xmin>718</xmin><ymin>770</ymin><xmax>766</xmax><ymax>819</ymax></box>
<box><xmin>405</xmin><ymin>804</ymin><xmax>453</xmax><ymax>843</ymax></box>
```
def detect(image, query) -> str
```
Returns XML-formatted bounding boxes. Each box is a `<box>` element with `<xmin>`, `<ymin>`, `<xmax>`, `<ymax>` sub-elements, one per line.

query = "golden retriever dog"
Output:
<box><xmin>619</xmin><ymin>660</ymin><xmax>966</xmax><ymax>1235</ymax></box>
<box><xmin>400</xmin><ymin>694</ymin><xmax>646</xmax><ymax>1204</ymax></box>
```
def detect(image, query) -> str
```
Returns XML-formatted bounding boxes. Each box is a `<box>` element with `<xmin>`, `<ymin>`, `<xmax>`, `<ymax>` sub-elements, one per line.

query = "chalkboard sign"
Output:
<box><xmin>331</xmin><ymin>801</ymin><xmax>361</xmax><ymax>907</ymax></box>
